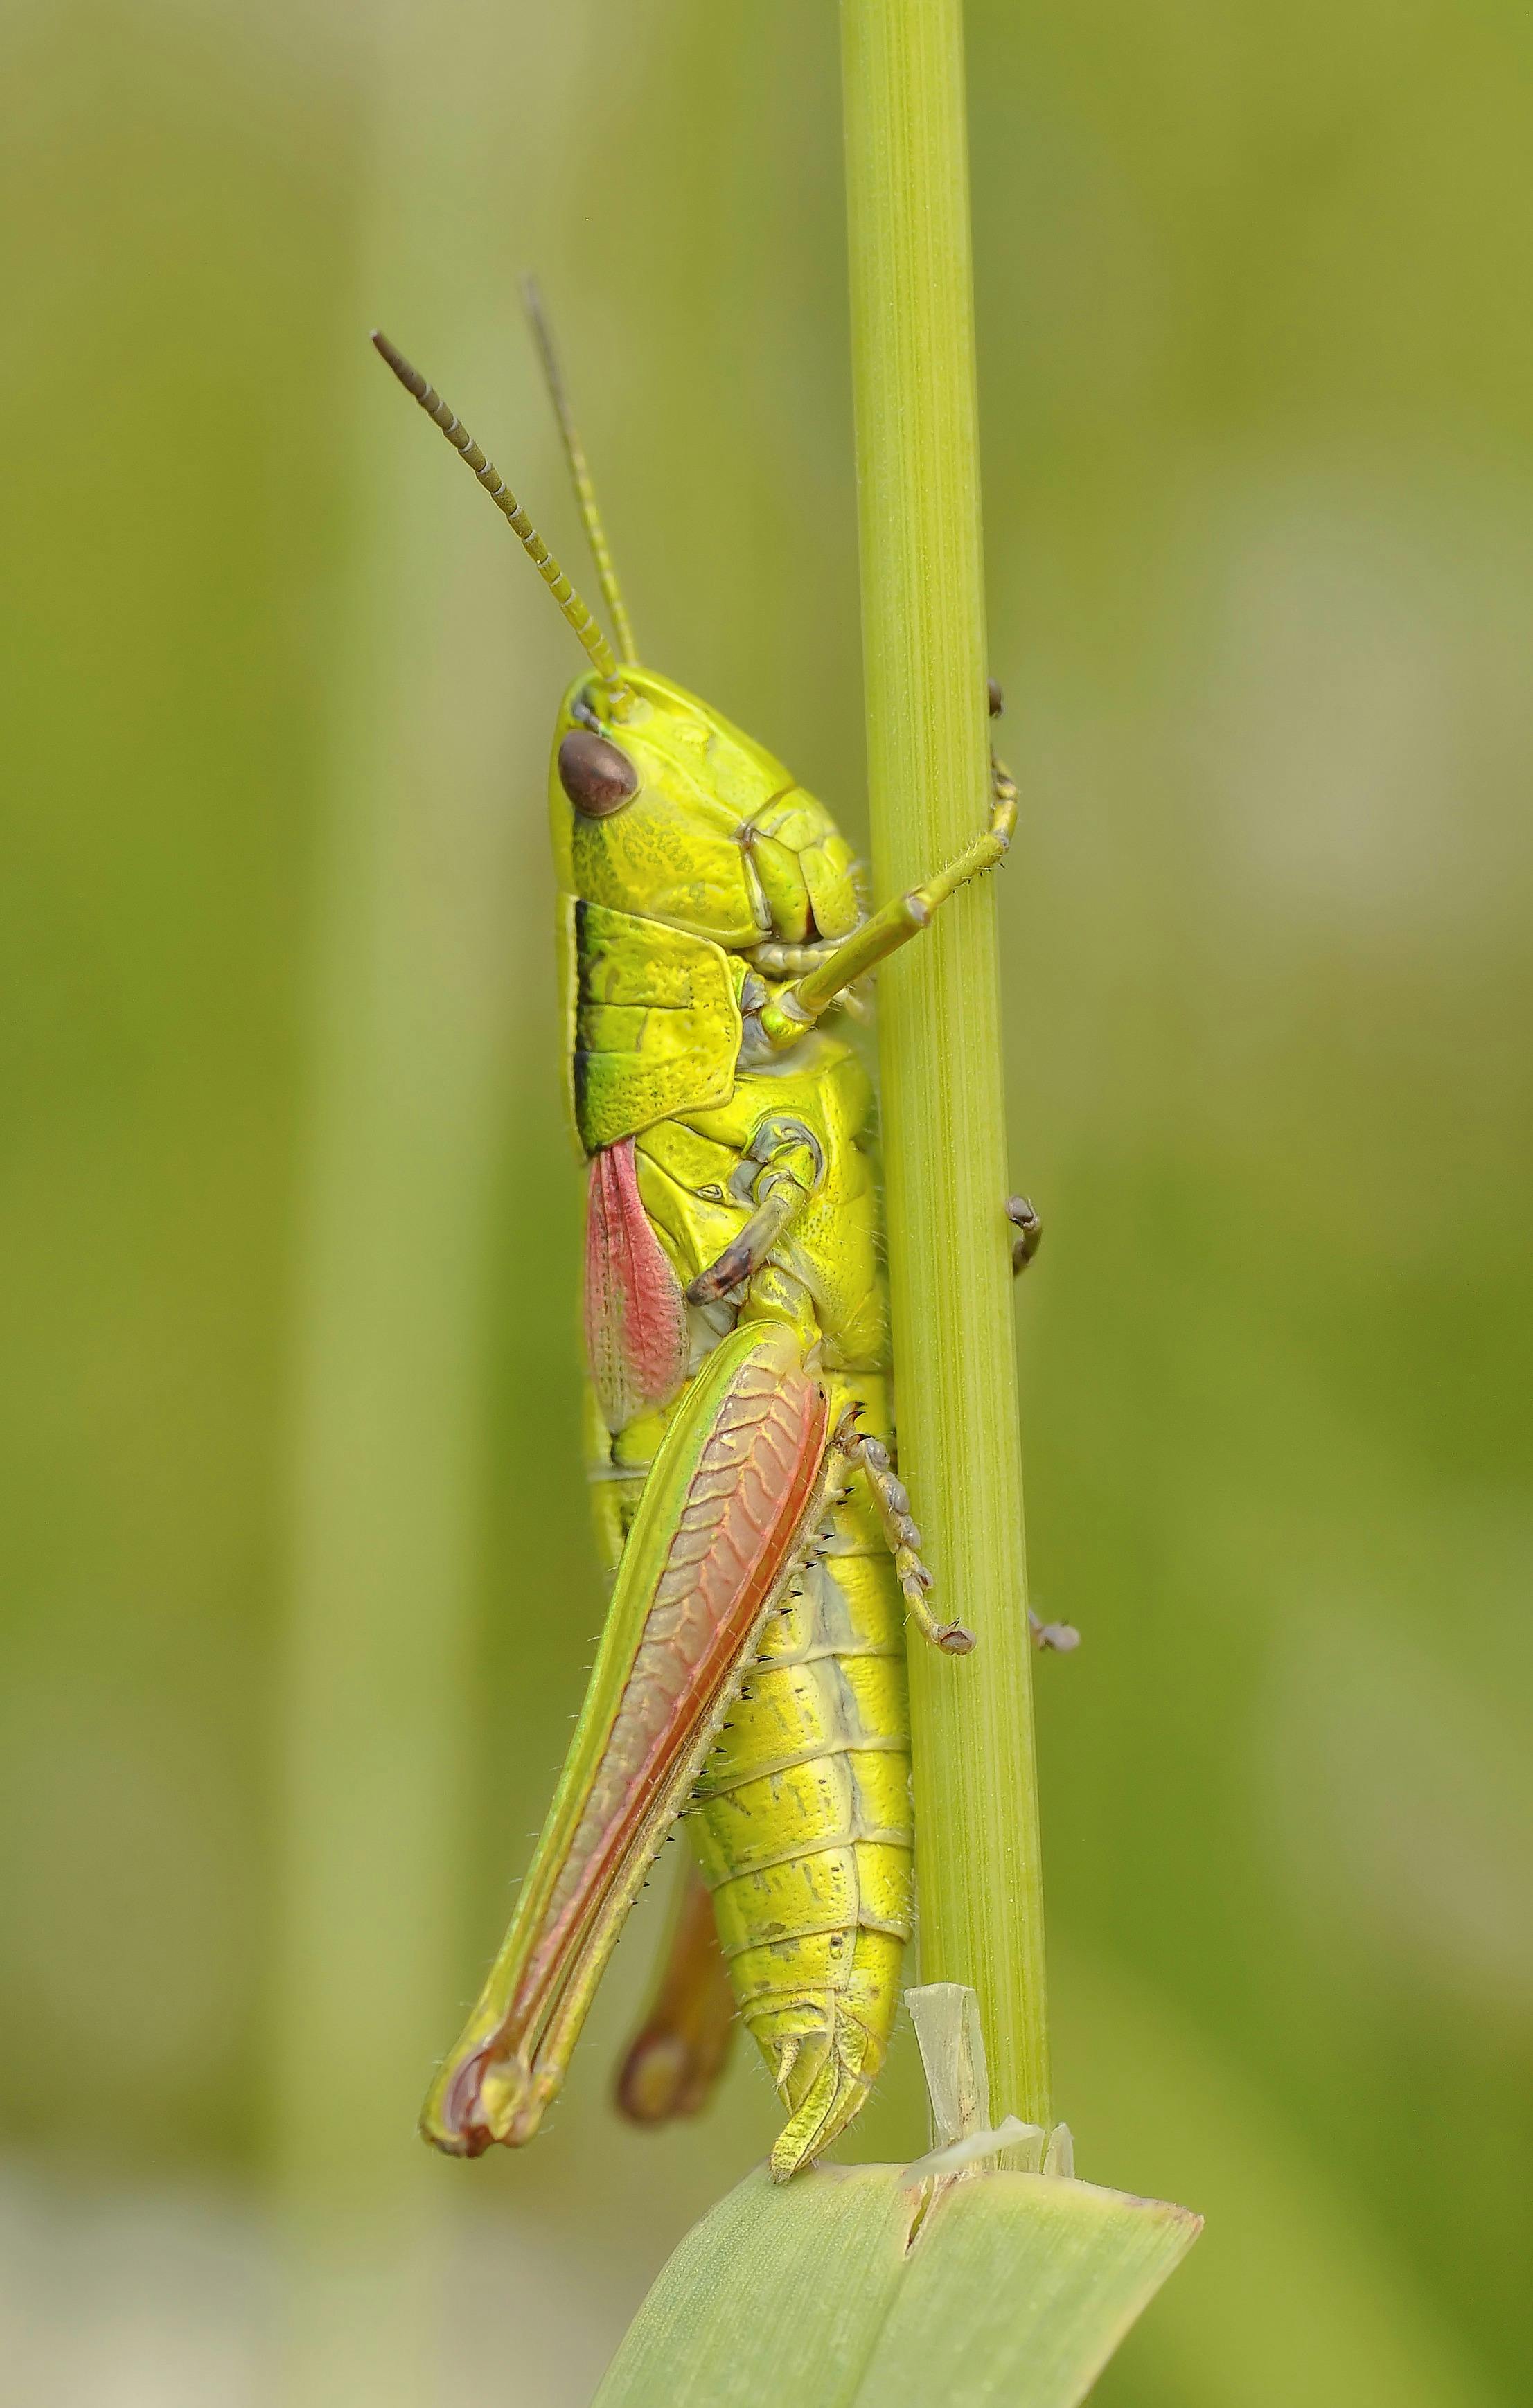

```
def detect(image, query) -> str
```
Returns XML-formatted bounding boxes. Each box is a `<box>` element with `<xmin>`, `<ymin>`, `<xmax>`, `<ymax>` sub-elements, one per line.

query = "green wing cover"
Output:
<box><xmin>419</xmin><ymin>1322</ymin><xmax>829</xmax><ymax>2157</ymax></box>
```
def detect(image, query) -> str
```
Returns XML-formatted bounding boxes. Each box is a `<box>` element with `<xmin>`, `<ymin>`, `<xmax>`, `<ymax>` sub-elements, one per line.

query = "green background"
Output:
<box><xmin>3</xmin><ymin>1</ymin><xmax>1529</xmax><ymax>2400</ymax></box>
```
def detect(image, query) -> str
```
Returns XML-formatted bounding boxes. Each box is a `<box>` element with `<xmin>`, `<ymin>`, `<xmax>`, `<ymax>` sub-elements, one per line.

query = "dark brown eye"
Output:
<box><xmin>558</xmin><ymin>728</ymin><xmax>638</xmax><ymax>817</ymax></box>
<box><xmin>987</xmin><ymin>676</ymin><xmax>1004</xmax><ymax>719</ymax></box>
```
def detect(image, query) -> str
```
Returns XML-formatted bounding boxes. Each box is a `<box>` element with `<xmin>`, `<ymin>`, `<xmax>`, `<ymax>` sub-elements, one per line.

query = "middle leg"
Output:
<box><xmin>833</xmin><ymin>1412</ymin><xmax>975</xmax><ymax>1657</ymax></box>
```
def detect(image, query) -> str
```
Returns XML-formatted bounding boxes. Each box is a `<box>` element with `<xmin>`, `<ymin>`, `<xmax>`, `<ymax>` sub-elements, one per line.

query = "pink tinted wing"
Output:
<box><xmin>585</xmin><ymin>1138</ymin><xmax>691</xmax><ymax>1428</ymax></box>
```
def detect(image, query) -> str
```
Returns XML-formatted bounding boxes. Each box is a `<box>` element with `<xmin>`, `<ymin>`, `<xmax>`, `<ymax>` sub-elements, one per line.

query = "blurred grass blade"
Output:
<box><xmin>272</xmin><ymin>8</ymin><xmax>539</xmax><ymax>2398</ymax></box>
<box><xmin>592</xmin><ymin>2162</ymin><xmax>1200</xmax><ymax>2408</ymax></box>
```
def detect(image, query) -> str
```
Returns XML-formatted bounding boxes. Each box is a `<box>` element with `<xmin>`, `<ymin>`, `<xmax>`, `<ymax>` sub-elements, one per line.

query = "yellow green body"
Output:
<box><xmin>418</xmin><ymin>659</ymin><xmax>928</xmax><ymax>2174</ymax></box>
<box><xmin>369</xmin><ymin>321</ymin><xmax>1011</xmax><ymax>2179</ymax></box>
<box><xmin>564</xmin><ymin>670</ymin><xmax>913</xmax><ymax>2166</ymax></box>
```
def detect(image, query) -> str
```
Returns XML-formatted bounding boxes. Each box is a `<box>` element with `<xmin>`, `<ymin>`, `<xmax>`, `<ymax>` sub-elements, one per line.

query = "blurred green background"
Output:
<box><xmin>4</xmin><ymin>0</ymin><xmax>1530</xmax><ymax>2400</ymax></box>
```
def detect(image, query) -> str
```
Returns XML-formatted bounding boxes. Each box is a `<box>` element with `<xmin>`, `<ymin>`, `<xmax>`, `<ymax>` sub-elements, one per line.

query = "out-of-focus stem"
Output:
<box><xmin>270</xmin><ymin>12</ymin><xmax>547</xmax><ymax>2400</ymax></box>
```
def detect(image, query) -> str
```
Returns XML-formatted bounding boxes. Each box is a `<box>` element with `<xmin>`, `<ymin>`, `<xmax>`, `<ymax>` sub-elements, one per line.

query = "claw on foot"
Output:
<box><xmin>1029</xmin><ymin>1609</ymin><xmax>1080</xmax><ymax>1652</ymax></box>
<box><xmin>1007</xmin><ymin>1193</ymin><xmax>1041</xmax><ymax>1274</ymax></box>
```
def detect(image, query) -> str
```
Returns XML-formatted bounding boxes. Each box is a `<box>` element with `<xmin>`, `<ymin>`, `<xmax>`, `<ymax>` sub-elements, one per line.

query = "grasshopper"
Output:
<box><xmin>372</xmin><ymin>287</ymin><xmax>1068</xmax><ymax>2181</ymax></box>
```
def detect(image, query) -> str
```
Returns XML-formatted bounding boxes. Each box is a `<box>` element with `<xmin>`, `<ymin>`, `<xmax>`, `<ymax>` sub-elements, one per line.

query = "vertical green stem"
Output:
<box><xmin>840</xmin><ymin>0</ymin><xmax>1051</xmax><ymax>2128</ymax></box>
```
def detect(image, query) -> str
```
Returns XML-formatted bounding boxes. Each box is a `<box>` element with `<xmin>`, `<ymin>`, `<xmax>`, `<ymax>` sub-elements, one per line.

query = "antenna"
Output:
<box><xmin>370</xmin><ymin>329</ymin><xmax>622</xmax><ymax>688</ymax></box>
<box><xmin>520</xmin><ymin>274</ymin><xmax>637</xmax><ymax>666</ymax></box>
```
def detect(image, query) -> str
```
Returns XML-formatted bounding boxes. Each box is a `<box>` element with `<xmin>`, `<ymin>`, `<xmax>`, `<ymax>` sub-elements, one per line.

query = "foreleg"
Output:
<box><xmin>759</xmin><ymin>677</ymin><xmax>1020</xmax><ymax>1047</ymax></box>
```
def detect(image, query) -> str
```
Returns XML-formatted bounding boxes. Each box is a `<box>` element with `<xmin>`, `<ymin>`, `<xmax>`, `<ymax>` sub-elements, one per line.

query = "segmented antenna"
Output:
<box><xmin>371</xmin><ymin>329</ymin><xmax>621</xmax><ymax>686</ymax></box>
<box><xmin>520</xmin><ymin>274</ymin><xmax>637</xmax><ymax>666</ymax></box>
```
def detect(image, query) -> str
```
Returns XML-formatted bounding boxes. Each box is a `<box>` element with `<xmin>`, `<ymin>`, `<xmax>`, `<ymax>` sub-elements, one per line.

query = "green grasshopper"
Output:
<box><xmin>372</xmin><ymin>287</ymin><xmax>1069</xmax><ymax>2181</ymax></box>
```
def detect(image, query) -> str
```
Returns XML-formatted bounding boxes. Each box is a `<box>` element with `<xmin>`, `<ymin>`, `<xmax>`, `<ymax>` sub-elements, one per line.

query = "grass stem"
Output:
<box><xmin>840</xmin><ymin>0</ymin><xmax>1052</xmax><ymax>2130</ymax></box>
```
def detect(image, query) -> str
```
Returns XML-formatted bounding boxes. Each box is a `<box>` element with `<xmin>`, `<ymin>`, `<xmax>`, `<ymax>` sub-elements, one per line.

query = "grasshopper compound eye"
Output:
<box><xmin>558</xmin><ymin>727</ymin><xmax>639</xmax><ymax>816</ymax></box>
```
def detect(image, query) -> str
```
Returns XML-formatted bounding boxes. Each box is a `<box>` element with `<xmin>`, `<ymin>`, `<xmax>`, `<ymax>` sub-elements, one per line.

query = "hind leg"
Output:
<box><xmin>614</xmin><ymin>1856</ymin><xmax>737</xmax><ymax>2125</ymax></box>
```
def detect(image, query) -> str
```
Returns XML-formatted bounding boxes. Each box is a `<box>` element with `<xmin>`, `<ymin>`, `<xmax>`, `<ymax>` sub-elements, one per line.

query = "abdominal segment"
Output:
<box><xmin>688</xmin><ymin>1491</ymin><xmax>913</xmax><ymax>2177</ymax></box>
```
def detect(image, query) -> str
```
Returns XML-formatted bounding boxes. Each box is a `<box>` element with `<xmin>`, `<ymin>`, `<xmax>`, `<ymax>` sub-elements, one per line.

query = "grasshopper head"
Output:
<box><xmin>550</xmin><ymin>667</ymin><xmax>865</xmax><ymax>950</ymax></box>
<box><xmin>366</xmin><ymin>323</ymin><xmax>864</xmax><ymax>953</ymax></box>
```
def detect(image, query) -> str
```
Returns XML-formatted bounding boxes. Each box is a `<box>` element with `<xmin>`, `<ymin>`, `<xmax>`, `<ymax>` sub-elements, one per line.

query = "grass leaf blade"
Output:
<box><xmin>592</xmin><ymin>2163</ymin><xmax>1199</xmax><ymax>2408</ymax></box>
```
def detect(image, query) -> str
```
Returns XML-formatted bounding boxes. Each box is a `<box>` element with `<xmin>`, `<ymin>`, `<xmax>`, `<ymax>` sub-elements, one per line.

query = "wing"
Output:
<box><xmin>584</xmin><ymin>1138</ymin><xmax>691</xmax><ymax>1429</ymax></box>
<box><xmin>421</xmin><ymin>1320</ymin><xmax>831</xmax><ymax>2155</ymax></box>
